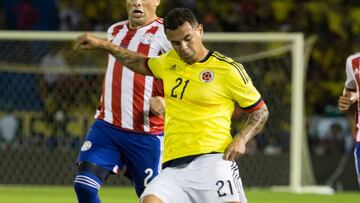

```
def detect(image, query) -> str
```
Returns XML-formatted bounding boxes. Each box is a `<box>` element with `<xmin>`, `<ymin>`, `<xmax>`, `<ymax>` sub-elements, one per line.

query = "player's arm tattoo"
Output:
<box><xmin>235</xmin><ymin>104</ymin><xmax>269</xmax><ymax>142</ymax></box>
<box><xmin>75</xmin><ymin>34</ymin><xmax>151</xmax><ymax>75</ymax></box>
<box><xmin>107</xmin><ymin>44</ymin><xmax>151</xmax><ymax>75</ymax></box>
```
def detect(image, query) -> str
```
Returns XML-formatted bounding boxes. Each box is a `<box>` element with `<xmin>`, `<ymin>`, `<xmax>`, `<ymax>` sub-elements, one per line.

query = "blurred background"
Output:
<box><xmin>0</xmin><ymin>0</ymin><xmax>359</xmax><ymax>191</ymax></box>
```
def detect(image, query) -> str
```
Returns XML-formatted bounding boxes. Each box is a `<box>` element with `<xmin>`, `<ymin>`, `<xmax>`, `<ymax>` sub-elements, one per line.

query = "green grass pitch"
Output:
<box><xmin>0</xmin><ymin>185</ymin><xmax>358</xmax><ymax>203</ymax></box>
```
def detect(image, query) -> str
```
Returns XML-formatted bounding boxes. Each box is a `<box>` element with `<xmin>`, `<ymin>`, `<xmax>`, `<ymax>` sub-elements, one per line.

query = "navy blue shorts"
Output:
<box><xmin>355</xmin><ymin>142</ymin><xmax>360</xmax><ymax>189</ymax></box>
<box><xmin>77</xmin><ymin>119</ymin><xmax>163</xmax><ymax>196</ymax></box>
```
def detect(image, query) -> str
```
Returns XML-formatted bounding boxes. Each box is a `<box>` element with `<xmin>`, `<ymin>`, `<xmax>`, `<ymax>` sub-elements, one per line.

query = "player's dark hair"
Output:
<box><xmin>164</xmin><ymin>8</ymin><xmax>198</xmax><ymax>30</ymax></box>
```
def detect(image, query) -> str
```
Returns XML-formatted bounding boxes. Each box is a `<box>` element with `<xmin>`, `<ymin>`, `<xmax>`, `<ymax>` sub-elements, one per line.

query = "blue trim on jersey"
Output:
<box><xmin>77</xmin><ymin>119</ymin><xmax>163</xmax><ymax>196</ymax></box>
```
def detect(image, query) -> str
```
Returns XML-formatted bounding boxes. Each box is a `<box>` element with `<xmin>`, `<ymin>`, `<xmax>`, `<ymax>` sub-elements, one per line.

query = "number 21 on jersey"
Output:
<box><xmin>171</xmin><ymin>77</ymin><xmax>189</xmax><ymax>99</ymax></box>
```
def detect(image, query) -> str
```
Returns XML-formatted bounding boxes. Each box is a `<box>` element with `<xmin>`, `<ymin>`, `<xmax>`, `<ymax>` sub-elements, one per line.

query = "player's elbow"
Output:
<box><xmin>126</xmin><ymin>56</ymin><xmax>152</xmax><ymax>76</ymax></box>
<box><xmin>257</xmin><ymin>103</ymin><xmax>269</xmax><ymax>123</ymax></box>
<box><xmin>262</xmin><ymin>104</ymin><xmax>269</xmax><ymax>123</ymax></box>
<box><xmin>256</xmin><ymin>104</ymin><xmax>269</xmax><ymax>132</ymax></box>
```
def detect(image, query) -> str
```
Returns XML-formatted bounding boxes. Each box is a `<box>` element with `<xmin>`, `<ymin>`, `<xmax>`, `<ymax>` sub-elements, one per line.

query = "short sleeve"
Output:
<box><xmin>106</xmin><ymin>26</ymin><xmax>112</xmax><ymax>40</ymax></box>
<box><xmin>226</xmin><ymin>63</ymin><xmax>263</xmax><ymax>112</ymax></box>
<box><xmin>345</xmin><ymin>56</ymin><xmax>356</xmax><ymax>90</ymax></box>
<box><xmin>157</xmin><ymin>35</ymin><xmax>172</xmax><ymax>54</ymax></box>
<box><xmin>147</xmin><ymin>52</ymin><xmax>169</xmax><ymax>79</ymax></box>
<box><xmin>106</xmin><ymin>21</ymin><xmax>126</xmax><ymax>41</ymax></box>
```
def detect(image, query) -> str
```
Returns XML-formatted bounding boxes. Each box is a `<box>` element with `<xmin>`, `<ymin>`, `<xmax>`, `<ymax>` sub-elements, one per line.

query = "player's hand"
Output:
<box><xmin>150</xmin><ymin>96</ymin><xmax>165</xmax><ymax>117</ymax></box>
<box><xmin>74</xmin><ymin>33</ymin><xmax>103</xmax><ymax>50</ymax></box>
<box><xmin>338</xmin><ymin>90</ymin><xmax>355</xmax><ymax>111</ymax></box>
<box><xmin>338</xmin><ymin>95</ymin><xmax>352</xmax><ymax>111</ymax></box>
<box><xmin>223</xmin><ymin>136</ymin><xmax>247</xmax><ymax>161</ymax></box>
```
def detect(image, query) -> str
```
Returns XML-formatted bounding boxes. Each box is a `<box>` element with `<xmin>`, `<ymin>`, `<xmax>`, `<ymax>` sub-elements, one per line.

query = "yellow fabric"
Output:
<box><xmin>148</xmin><ymin>50</ymin><xmax>262</xmax><ymax>162</ymax></box>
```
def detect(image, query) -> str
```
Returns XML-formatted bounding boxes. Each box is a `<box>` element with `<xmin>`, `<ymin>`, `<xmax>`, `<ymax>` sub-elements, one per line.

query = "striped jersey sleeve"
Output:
<box><xmin>345</xmin><ymin>54</ymin><xmax>358</xmax><ymax>90</ymax></box>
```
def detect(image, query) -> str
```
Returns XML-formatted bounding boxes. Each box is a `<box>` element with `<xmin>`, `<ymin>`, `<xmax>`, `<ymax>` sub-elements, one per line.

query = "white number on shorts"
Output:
<box><xmin>216</xmin><ymin>180</ymin><xmax>234</xmax><ymax>197</ymax></box>
<box><xmin>144</xmin><ymin>168</ymin><xmax>153</xmax><ymax>186</ymax></box>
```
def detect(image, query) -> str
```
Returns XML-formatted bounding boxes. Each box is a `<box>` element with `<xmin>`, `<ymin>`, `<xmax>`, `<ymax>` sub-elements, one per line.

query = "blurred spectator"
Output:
<box><xmin>326</xmin><ymin>1</ymin><xmax>347</xmax><ymax>40</ymax></box>
<box><xmin>39</xmin><ymin>43</ymin><xmax>67</xmax><ymax>92</ymax></box>
<box><xmin>263</xmin><ymin>137</ymin><xmax>282</xmax><ymax>155</ymax></box>
<box><xmin>13</xmin><ymin>0</ymin><xmax>38</xmax><ymax>30</ymax></box>
<box><xmin>38</xmin><ymin>43</ymin><xmax>69</xmax><ymax>134</ymax></box>
<box><xmin>347</xmin><ymin>7</ymin><xmax>360</xmax><ymax>40</ymax></box>
<box><xmin>171</xmin><ymin>0</ymin><xmax>197</xmax><ymax>10</ymax></box>
<box><xmin>221</xmin><ymin>2</ymin><xmax>241</xmax><ymax>31</ymax></box>
<box><xmin>201</xmin><ymin>11</ymin><xmax>222</xmax><ymax>32</ymax></box>
<box><xmin>323</xmin><ymin>123</ymin><xmax>346</xmax><ymax>153</ymax></box>
<box><xmin>308</xmin><ymin>105</ymin><xmax>351</xmax><ymax>155</ymax></box>
<box><xmin>238</xmin><ymin>0</ymin><xmax>260</xmax><ymax>31</ymax></box>
<box><xmin>270</xmin><ymin>0</ymin><xmax>294</xmax><ymax>31</ymax></box>
<box><xmin>58</xmin><ymin>2</ymin><xmax>82</xmax><ymax>31</ymax></box>
<box><xmin>163</xmin><ymin>0</ymin><xmax>199</xmax><ymax>19</ymax></box>
<box><xmin>0</xmin><ymin>109</ymin><xmax>19</xmax><ymax>149</ymax></box>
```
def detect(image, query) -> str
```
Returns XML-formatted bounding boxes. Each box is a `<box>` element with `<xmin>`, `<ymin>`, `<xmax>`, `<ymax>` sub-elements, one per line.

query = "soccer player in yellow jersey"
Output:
<box><xmin>75</xmin><ymin>7</ymin><xmax>268</xmax><ymax>203</ymax></box>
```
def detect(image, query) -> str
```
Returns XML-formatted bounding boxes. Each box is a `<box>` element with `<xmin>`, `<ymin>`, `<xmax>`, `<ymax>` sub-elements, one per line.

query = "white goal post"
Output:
<box><xmin>0</xmin><ymin>31</ymin><xmax>332</xmax><ymax>193</ymax></box>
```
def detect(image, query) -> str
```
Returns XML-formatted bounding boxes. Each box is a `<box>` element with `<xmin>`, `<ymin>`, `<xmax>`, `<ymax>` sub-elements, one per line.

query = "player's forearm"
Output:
<box><xmin>98</xmin><ymin>40</ymin><xmax>151</xmax><ymax>75</ymax></box>
<box><xmin>234</xmin><ymin>104</ymin><xmax>269</xmax><ymax>143</ymax></box>
<box><xmin>76</xmin><ymin>33</ymin><xmax>151</xmax><ymax>75</ymax></box>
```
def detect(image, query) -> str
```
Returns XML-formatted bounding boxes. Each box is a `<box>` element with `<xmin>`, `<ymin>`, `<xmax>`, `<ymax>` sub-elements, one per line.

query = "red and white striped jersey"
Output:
<box><xmin>95</xmin><ymin>18</ymin><xmax>172</xmax><ymax>134</ymax></box>
<box><xmin>345</xmin><ymin>52</ymin><xmax>360</xmax><ymax>143</ymax></box>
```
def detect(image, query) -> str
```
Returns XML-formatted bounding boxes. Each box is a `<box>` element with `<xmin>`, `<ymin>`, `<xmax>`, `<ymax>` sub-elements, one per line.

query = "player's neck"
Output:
<box><xmin>185</xmin><ymin>47</ymin><xmax>209</xmax><ymax>65</ymax></box>
<box><xmin>197</xmin><ymin>47</ymin><xmax>209</xmax><ymax>63</ymax></box>
<box><xmin>128</xmin><ymin>16</ymin><xmax>158</xmax><ymax>29</ymax></box>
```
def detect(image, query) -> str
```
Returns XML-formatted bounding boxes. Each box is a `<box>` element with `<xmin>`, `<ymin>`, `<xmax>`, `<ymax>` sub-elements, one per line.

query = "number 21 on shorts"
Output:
<box><xmin>216</xmin><ymin>180</ymin><xmax>234</xmax><ymax>197</ymax></box>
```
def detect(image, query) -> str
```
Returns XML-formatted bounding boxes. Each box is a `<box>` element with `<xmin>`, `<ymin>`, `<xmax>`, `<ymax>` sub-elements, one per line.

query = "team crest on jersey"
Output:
<box><xmin>200</xmin><ymin>70</ymin><xmax>214</xmax><ymax>82</ymax></box>
<box><xmin>81</xmin><ymin>140</ymin><xmax>92</xmax><ymax>151</ymax></box>
<box><xmin>141</xmin><ymin>33</ymin><xmax>154</xmax><ymax>45</ymax></box>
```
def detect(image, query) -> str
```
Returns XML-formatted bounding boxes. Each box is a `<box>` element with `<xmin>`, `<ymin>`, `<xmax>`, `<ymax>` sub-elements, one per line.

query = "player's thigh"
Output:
<box><xmin>77</xmin><ymin>120</ymin><xmax>122</xmax><ymax>172</ymax></box>
<box><xmin>121</xmin><ymin>134</ymin><xmax>163</xmax><ymax>184</ymax></box>
<box><xmin>185</xmin><ymin>154</ymin><xmax>246</xmax><ymax>203</ymax></box>
<box><xmin>355</xmin><ymin>143</ymin><xmax>360</xmax><ymax>186</ymax></box>
<box><xmin>140</xmin><ymin>167</ymin><xmax>191</xmax><ymax>203</ymax></box>
<box><xmin>355</xmin><ymin>143</ymin><xmax>360</xmax><ymax>172</ymax></box>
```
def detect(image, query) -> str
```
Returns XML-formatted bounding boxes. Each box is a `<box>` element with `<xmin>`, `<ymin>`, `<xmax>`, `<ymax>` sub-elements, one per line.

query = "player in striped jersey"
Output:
<box><xmin>75</xmin><ymin>8</ymin><xmax>269</xmax><ymax>203</ymax></box>
<box><xmin>338</xmin><ymin>52</ymin><xmax>360</xmax><ymax>189</ymax></box>
<box><xmin>73</xmin><ymin>0</ymin><xmax>172</xmax><ymax>202</ymax></box>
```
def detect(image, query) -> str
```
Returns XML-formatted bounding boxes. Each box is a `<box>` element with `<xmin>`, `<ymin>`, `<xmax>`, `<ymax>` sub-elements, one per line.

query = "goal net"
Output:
<box><xmin>0</xmin><ymin>31</ymin><xmax>331</xmax><ymax>193</ymax></box>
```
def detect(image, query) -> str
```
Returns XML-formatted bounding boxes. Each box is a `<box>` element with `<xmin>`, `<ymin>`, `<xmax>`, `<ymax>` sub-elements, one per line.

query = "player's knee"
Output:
<box><xmin>77</xmin><ymin>161</ymin><xmax>110</xmax><ymax>182</ymax></box>
<box><xmin>74</xmin><ymin>173</ymin><xmax>101</xmax><ymax>203</ymax></box>
<box><xmin>139</xmin><ymin>194</ymin><xmax>164</xmax><ymax>203</ymax></box>
<box><xmin>73</xmin><ymin>173</ymin><xmax>101</xmax><ymax>194</ymax></box>
<box><xmin>74</xmin><ymin>162</ymin><xmax>110</xmax><ymax>202</ymax></box>
<box><xmin>74</xmin><ymin>179</ymin><xmax>98</xmax><ymax>196</ymax></box>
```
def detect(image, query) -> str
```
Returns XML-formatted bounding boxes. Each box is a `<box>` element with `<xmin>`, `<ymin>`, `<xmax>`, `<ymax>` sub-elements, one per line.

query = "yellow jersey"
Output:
<box><xmin>147</xmin><ymin>50</ymin><xmax>264</xmax><ymax>163</ymax></box>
